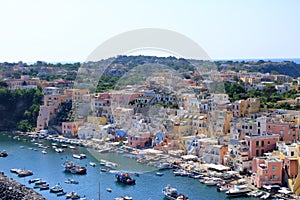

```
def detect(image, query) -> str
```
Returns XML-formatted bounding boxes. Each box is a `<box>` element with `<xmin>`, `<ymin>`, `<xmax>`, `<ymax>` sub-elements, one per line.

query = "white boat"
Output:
<box><xmin>73</xmin><ymin>154</ymin><xmax>86</xmax><ymax>159</ymax></box>
<box><xmin>69</xmin><ymin>145</ymin><xmax>76</xmax><ymax>149</ymax></box>
<box><xmin>55</xmin><ymin>148</ymin><xmax>64</xmax><ymax>153</ymax></box>
<box><xmin>124</xmin><ymin>196</ymin><xmax>132</xmax><ymax>200</ymax></box>
<box><xmin>226</xmin><ymin>185</ymin><xmax>251</xmax><ymax>197</ymax></box>
<box><xmin>89</xmin><ymin>162</ymin><xmax>96</xmax><ymax>167</ymax></box>
<box><xmin>204</xmin><ymin>180</ymin><xmax>217</xmax><ymax>186</ymax></box>
<box><xmin>42</xmin><ymin>150</ymin><xmax>47</xmax><ymax>154</ymax></box>
<box><xmin>106</xmin><ymin>188</ymin><xmax>112</xmax><ymax>192</ymax></box>
<box><xmin>260</xmin><ymin>192</ymin><xmax>270</xmax><ymax>199</ymax></box>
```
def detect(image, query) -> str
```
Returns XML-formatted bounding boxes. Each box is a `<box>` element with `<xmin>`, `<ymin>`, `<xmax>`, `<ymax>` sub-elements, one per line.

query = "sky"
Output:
<box><xmin>0</xmin><ymin>0</ymin><xmax>299</xmax><ymax>62</ymax></box>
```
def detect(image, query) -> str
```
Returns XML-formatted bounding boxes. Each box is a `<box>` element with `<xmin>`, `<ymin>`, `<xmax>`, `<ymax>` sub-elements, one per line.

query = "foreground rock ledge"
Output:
<box><xmin>0</xmin><ymin>172</ymin><xmax>45</xmax><ymax>200</ymax></box>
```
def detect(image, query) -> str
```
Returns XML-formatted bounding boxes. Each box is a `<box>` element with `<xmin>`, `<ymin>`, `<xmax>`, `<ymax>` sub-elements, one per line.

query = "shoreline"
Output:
<box><xmin>0</xmin><ymin>172</ymin><xmax>45</xmax><ymax>200</ymax></box>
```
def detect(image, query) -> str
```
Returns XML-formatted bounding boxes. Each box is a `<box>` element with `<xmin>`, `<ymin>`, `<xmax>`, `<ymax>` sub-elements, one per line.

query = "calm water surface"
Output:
<box><xmin>0</xmin><ymin>132</ymin><xmax>251</xmax><ymax>200</ymax></box>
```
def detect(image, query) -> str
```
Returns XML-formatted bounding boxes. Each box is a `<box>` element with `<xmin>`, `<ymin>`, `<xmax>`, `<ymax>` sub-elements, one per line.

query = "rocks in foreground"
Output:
<box><xmin>0</xmin><ymin>172</ymin><xmax>45</xmax><ymax>200</ymax></box>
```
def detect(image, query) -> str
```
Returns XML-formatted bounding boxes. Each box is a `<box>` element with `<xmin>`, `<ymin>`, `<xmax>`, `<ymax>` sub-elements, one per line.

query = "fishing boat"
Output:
<box><xmin>66</xmin><ymin>191</ymin><xmax>80</xmax><ymax>199</ymax></box>
<box><xmin>115</xmin><ymin>172</ymin><xmax>136</xmax><ymax>185</ymax></box>
<box><xmin>28</xmin><ymin>178</ymin><xmax>41</xmax><ymax>184</ymax></box>
<box><xmin>50</xmin><ymin>184</ymin><xmax>63</xmax><ymax>193</ymax></box>
<box><xmin>65</xmin><ymin>179</ymin><xmax>79</xmax><ymax>184</ymax></box>
<box><xmin>162</xmin><ymin>185</ymin><xmax>189</xmax><ymax>200</ymax></box>
<box><xmin>63</xmin><ymin>161</ymin><xmax>87</xmax><ymax>175</ymax></box>
<box><xmin>39</xmin><ymin>184</ymin><xmax>50</xmax><ymax>190</ymax></box>
<box><xmin>56</xmin><ymin>191</ymin><xmax>67</xmax><ymax>197</ymax></box>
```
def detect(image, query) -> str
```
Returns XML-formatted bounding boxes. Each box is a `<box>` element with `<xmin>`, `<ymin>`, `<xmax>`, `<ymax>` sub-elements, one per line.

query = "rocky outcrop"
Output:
<box><xmin>0</xmin><ymin>172</ymin><xmax>45</xmax><ymax>200</ymax></box>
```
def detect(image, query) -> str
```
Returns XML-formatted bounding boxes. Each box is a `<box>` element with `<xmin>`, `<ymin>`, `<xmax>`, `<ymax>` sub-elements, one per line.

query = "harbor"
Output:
<box><xmin>0</xmin><ymin>132</ymin><xmax>296</xmax><ymax>200</ymax></box>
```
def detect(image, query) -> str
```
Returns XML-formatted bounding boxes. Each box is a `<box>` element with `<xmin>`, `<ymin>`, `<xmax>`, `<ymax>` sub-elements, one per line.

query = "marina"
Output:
<box><xmin>0</xmin><ymin>132</ymin><xmax>294</xmax><ymax>199</ymax></box>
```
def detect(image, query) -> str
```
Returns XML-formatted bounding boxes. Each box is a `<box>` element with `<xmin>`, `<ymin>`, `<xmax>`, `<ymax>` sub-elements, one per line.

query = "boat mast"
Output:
<box><xmin>98</xmin><ymin>181</ymin><xmax>100</xmax><ymax>200</ymax></box>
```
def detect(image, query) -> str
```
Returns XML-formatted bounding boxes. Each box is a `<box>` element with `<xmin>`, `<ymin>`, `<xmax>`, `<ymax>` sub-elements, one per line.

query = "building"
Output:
<box><xmin>127</xmin><ymin>132</ymin><xmax>151</xmax><ymax>148</ymax></box>
<box><xmin>61</xmin><ymin>121</ymin><xmax>83</xmax><ymax>138</ymax></box>
<box><xmin>252</xmin><ymin>157</ymin><xmax>283</xmax><ymax>188</ymax></box>
<box><xmin>245</xmin><ymin>133</ymin><xmax>280</xmax><ymax>159</ymax></box>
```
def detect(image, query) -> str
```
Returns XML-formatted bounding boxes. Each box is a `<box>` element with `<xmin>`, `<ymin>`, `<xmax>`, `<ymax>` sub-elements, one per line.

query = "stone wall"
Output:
<box><xmin>0</xmin><ymin>172</ymin><xmax>45</xmax><ymax>200</ymax></box>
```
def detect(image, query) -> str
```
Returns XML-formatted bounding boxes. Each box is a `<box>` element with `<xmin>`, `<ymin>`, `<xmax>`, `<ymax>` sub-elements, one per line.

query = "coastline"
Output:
<box><xmin>0</xmin><ymin>172</ymin><xmax>45</xmax><ymax>200</ymax></box>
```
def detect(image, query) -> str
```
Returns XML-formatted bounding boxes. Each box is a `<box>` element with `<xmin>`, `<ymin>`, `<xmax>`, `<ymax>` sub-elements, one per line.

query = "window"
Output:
<box><xmin>256</xmin><ymin>150</ymin><xmax>259</xmax><ymax>156</ymax></box>
<box><xmin>272</xmin><ymin>166</ymin><xmax>276</xmax><ymax>171</ymax></box>
<box><xmin>268</xmin><ymin>141</ymin><xmax>270</xmax><ymax>145</ymax></box>
<box><xmin>261</xmin><ymin>141</ymin><xmax>264</xmax><ymax>147</ymax></box>
<box><xmin>256</xmin><ymin>141</ymin><xmax>259</xmax><ymax>147</ymax></box>
<box><xmin>291</xmin><ymin>151</ymin><xmax>295</xmax><ymax>156</ymax></box>
<box><xmin>258</xmin><ymin>122</ymin><xmax>261</xmax><ymax>127</ymax></box>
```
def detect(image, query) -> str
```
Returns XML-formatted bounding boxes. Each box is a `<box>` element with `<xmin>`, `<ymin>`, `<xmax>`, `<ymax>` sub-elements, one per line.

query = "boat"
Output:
<box><xmin>28</xmin><ymin>178</ymin><xmax>41</xmax><ymax>184</ymax></box>
<box><xmin>0</xmin><ymin>151</ymin><xmax>8</xmax><ymax>157</ymax></box>
<box><xmin>124</xmin><ymin>196</ymin><xmax>133</xmax><ymax>200</ymax></box>
<box><xmin>55</xmin><ymin>148</ymin><xmax>64</xmax><ymax>153</ymax></box>
<box><xmin>106</xmin><ymin>188</ymin><xmax>112</xmax><ymax>192</ymax></box>
<box><xmin>100</xmin><ymin>168</ymin><xmax>109</xmax><ymax>172</ymax></box>
<box><xmin>33</xmin><ymin>180</ymin><xmax>48</xmax><ymax>188</ymax></box>
<box><xmin>226</xmin><ymin>185</ymin><xmax>251</xmax><ymax>197</ymax></box>
<box><xmin>39</xmin><ymin>184</ymin><xmax>50</xmax><ymax>190</ymax></box>
<box><xmin>115</xmin><ymin>172</ymin><xmax>136</xmax><ymax>185</ymax></box>
<box><xmin>50</xmin><ymin>184</ymin><xmax>63</xmax><ymax>193</ymax></box>
<box><xmin>69</xmin><ymin>145</ymin><xmax>76</xmax><ymax>149</ymax></box>
<box><xmin>41</xmin><ymin>150</ymin><xmax>47</xmax><ymax>154</ymax></box>
<box><xmin>65</xmin><ymin>179</ymin><xmax>79</xmax><ymax>184</ymax></box>
<box><xmin>162</xmin><ymin>185</ymin><xmax>189</xmax><ymax>200</ymax></box>
<box><xmin>66</xmin><ymin>192</ymin><xmax>80</xmax><ymax>199</ymax></box>
<box><xmin>56</xmin><ymin>191</ymin><xmax>67</xmax><ymax>197</ymax></box>
<box><xmin>63</xmin><ymin>161</ymin><xmax>87</xmax><ymax>175</ymax></box>
<box><xmin>204</xmin><ymin>179</ymin><xmax>217</xmax><ymax>186</ymax></box>
<box><xmin>89</xmin><ymin>162</ymin><xmax>96</xmax><ymax>167</ymax></box>
<box><xmin>260</xmin><ymin>192</ymin><xmax>271</xmax><ymax>199</ymax></box>
<box><xmin>217</xmin><ymin>184</ymin><xmax>231</xmax><ymax>192</ymax></box>
<box><xmin>17</xmin><ymin>170</ymin><xmax>33</xmax><ymax>177</ymax></box>
<box><xmin>156</xmin><ymin>172</ymin><xmax>164</xmax><ymax>176</ymax></box>
<box><xmin>73</xmin><ymin>154</ymin><xmax>86</xmax><ymax>159</ymax></box>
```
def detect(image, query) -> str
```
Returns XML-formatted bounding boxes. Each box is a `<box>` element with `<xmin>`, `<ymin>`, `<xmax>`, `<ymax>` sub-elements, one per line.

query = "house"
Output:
<box><xmin>245</xmin><ymin>133</ymin><xmax>279</xmax><ymax>159</ymax></box>
<box><xmin>61</xmin><ymin>121</ymin><xmax>83</xmax><ymax>138</ymax></box>
<box><xmin>200</xmin><ymin>144</ymin><xmax>228</xmax><ymax>165</ymax></box>
<box><xmin>127</xmin><ymin>132</ymin><xmax>151</xmax><ymax>148</ymax></box>
<box><xmin>266</xmin><ymin>121</ymin><xmax>297</xmax><ymax>143</ymax></box>
<box><xmin>252</xmin><ymin>157</ymin><xmax>283</xmax><ymax>188</ymax></box>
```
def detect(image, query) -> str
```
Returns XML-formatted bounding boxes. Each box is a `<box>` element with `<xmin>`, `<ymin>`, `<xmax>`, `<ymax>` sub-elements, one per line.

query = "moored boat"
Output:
<box><xmin>226</xmin><ymin>185</ymin><xmax>251</xmax><ymax>197</ymax></box>
<box><xmin>66</xmin><ymin>191</ymin><xmax>80</xmax><ymax>199</ymax></box>
<box><xmin>50</xmin><ymin>184</ymin><xmax>63</xmax><ymax>193</ymax></box>
<box><xmin>115</xmin><ymin>172</ymin><xmax>136</xmax><ymax>185</ymax></box>
<box><xmin>89</xmin><ymin>162</ymin><xmax>96</xmax><ymax>167</ymax></box>
<box><xmin>63</xmin><ymin>161</ymin><xmax>87</xmax><ymax>175</ymax></box>
<box><xmin>65</xmin><ymin>179</ymin><xmax>79</xmax><ymax>184</ymax></box>
<box><xmin>162</xmin><ymin>185</ymin><xmax>189</xmax><ymax>200</ymax></box>
<box><xmin>155</xmin><ymin>172</ymin><xmax>164</xmax><ymax>176</ymax></box>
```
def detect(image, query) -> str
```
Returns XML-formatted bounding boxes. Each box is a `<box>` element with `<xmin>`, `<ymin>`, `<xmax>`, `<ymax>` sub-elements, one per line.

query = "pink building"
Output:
<box><xmin>127</xmin><ymin>132</ymin><xmax>151</xmax><ymax>148</ymax></box>
<box><xmin>61</xmin><ymin>121</ymin><xmax>83</xmax><ymax>138</ymax></box>
<box><xmin>245</xmin><ymin>134</ymin><xmax>279</xmax><ymax>159</ymax></box>
<box><xmin>36</xmin><ymin>94</ymin><xmax>62</xmax><ymax>131</ymax></box>
<box><xmin>266</xmin><ymin>121</ymin><xmax>297</xmax><ymax>143</ymax></box>
<box><xmin>252</xmin><ymin>157</ymin><xmax>283</xmax><ymax>188</ymax></box>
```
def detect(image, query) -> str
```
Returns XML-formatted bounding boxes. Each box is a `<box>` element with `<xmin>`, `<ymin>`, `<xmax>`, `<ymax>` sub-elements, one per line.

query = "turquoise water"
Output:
<box><xmin>0</xmin><ymin>132</ymin><xmax>250</xmax><ymax>200</ymax></box>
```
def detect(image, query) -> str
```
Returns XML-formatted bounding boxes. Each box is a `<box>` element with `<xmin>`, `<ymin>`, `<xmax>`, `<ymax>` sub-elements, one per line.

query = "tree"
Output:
<box><xmin>262</xmin><ymin>84</ymin><xmax>277</xmax><ymax>101</ymax></box>
<box><xmin>17</xmin><ymin>120</ymin><xmax>32</xmax><ymax>132</ymax></box>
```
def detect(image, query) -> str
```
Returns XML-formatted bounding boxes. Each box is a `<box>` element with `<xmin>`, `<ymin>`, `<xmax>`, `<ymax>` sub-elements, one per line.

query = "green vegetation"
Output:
<box><xmin>225</xmin><ymin>82</ymin><xmax>300</xmax><ymax>109</ymax></box>
<box><xmin>0</xmin><ymin>88</ymin><xmax>43</xmax><ymax>131</ymax></box>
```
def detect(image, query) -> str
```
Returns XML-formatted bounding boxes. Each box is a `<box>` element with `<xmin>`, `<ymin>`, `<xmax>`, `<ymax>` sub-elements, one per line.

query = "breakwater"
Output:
<box><xmin>0</xmin><ymin>172</ymin><xmax>45</xmax><ymax>200</ymax></box>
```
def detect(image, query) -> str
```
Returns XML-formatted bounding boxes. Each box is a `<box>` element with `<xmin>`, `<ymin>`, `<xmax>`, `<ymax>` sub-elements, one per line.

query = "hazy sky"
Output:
<box><xmin>0</xmin><ymin>0</ymin><xmax>299</xmax><ymax>62</ymax></box>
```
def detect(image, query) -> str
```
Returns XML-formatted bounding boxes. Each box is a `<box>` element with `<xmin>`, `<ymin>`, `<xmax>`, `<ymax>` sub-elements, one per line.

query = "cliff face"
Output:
<box><xmin>0</xmin><ymin>172</ymin><xmax>45</xmax><ymax>200</ymax></box>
